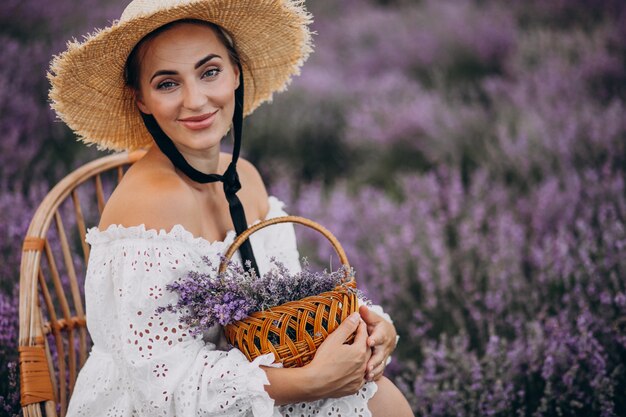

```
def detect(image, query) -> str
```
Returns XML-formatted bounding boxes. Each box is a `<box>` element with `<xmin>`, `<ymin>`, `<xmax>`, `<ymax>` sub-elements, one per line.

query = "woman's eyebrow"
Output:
<box><xmin>149</xmin><ymin>54</ymin><xmax>222</xmax><ymax>82</ymax></box>
<box><xmin>150</xmin><ymin>69</ymin><xmax>177</xmax><ymax>82</ymax></box>
<box><xmin>149</xmin><ymin>54</ymin><xmax>223</xmax><ymax>82</ymax></box>
<box><xmin>194</xmin><ymin>53</ymin><xmax>222</xmax><ymax>69</ymax></box>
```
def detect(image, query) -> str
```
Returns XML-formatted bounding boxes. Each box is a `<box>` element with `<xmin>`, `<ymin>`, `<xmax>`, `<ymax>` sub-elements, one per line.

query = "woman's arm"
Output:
<box><xmin>261</xmin><ymin>367</ymin><xmax>318</xmax><ymax>405</ymax></box>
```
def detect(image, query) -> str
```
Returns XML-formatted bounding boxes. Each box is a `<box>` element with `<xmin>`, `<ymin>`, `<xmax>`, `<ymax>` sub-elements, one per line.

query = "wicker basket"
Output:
<box><xmin>221</xmin><ymin>216</ymin><xmax>358</xmax><ymax>368</ymax></box>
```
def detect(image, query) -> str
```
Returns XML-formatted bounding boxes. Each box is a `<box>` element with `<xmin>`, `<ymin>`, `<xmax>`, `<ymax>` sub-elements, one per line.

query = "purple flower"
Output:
<box><xmin>158</xmin><ymin>255</ymin><xmax>355</xmax><ymax>335</ymax></box>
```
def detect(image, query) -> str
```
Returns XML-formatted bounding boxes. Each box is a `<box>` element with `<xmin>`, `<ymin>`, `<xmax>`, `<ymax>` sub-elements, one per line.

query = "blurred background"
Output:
<box><xmin>2</xmin><ymin>0</ymin><xmax>626</xmax><ymax>415</ymax></box>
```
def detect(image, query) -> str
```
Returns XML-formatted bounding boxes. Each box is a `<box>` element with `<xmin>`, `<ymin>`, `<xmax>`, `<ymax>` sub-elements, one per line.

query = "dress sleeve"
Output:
<box><xmin>86</xmin><ymin>232</ymin><xmax>281</xmax><ymax>417</ymax></box>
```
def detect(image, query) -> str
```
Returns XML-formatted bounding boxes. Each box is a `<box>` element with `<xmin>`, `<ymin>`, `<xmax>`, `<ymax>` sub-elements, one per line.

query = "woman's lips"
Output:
<box><xmin>178</xmin><ymin>110</ymin><xmax>218</xmax><ymax>130</ymax></box>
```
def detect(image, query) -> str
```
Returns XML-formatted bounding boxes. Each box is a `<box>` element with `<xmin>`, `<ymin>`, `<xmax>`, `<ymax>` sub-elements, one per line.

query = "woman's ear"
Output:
<box><xmin>233</xmin><ymin>65</ymin><xmax>241</xmax><ymax>90</ymax></box>
<box><xmin>135</xmin><ymin>91</ymin><xmax>151</xmax><ymax>114</ymax></box>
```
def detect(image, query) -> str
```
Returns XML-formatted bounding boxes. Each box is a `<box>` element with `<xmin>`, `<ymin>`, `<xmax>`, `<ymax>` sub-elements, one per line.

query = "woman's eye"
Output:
<box><xmin>202</xmin><ymin>68</ymin><xmax>222</xmax><ymax>79</ymax></box>
<box><xmin>156</xmin><ymin>80</ymin><xmax>177</xmax><ymax>90</ymax></box>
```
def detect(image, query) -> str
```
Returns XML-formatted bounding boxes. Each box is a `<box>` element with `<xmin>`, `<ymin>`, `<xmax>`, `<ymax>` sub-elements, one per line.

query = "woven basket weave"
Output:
<box><xmin>221</xmin><ymin>216</ymin><xmax>357</xmax><ymax>368</ymax></box>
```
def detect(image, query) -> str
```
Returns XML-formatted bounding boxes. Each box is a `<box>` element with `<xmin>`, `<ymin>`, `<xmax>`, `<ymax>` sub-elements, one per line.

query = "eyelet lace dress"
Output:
<box><xmin>66</xmin><ymin>196</ymin><xmax>393</xmax><ymax>417</ymax></box>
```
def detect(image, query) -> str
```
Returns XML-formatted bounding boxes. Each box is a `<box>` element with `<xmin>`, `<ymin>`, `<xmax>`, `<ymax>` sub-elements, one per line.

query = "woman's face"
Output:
<box><xmin>136</xmin><ymin>23</ymin><xmax>240</xmax><ymax>153</ymax></box>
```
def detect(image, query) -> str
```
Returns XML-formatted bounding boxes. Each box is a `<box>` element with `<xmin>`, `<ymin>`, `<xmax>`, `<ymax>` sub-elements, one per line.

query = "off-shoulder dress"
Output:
<box><xmin>66</xmin><ymin>196</ymin><xmax>392</xmax><ymax>417</ymax></box>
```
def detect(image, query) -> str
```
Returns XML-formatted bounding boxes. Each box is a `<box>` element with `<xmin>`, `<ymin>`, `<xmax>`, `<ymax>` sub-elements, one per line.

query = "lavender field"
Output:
<box><xmin>2</xmin><ymin>0</ymin><xmax>626</xmax><ymax>415</ymax></box>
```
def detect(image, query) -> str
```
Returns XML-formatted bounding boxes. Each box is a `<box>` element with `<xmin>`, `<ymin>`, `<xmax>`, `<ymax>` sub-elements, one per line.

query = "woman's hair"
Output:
<box><xmin>124</xmin><ymin>18</ymin><xmax>241</xmax><ymax>91</ymax></box>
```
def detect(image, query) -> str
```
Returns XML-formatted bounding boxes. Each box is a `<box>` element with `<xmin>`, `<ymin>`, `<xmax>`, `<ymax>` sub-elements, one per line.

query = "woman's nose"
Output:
<box><xmin>182</xmin><ymin>82</ymin><xmax>207</xmax><ymax>110</ymax></box>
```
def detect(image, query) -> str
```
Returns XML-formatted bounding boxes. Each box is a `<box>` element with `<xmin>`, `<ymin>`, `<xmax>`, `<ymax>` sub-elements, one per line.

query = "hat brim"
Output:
<box><xmin>49</xmin><ymin>0</ymin><xmax>313</xmax><ymax>151</ymax></box>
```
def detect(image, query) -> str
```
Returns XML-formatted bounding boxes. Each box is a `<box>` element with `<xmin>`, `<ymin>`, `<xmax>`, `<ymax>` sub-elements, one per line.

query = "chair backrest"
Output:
<box><xmin>18</xmin><ymin>150</ymin><xmax>146</xmax><ymax>417</ymax></box>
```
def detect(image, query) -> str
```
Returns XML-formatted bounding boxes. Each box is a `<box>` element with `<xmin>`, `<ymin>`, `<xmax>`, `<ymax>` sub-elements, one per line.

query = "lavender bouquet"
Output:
<box><xmin>157</xmin><ymin>256</ymin><xmax>360</xmax><ymax>339</ymax></box>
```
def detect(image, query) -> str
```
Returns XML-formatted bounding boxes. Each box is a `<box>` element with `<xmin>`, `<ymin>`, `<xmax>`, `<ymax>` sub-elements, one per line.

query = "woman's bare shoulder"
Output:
<box><xmin>99</xmin><ymin>152</ymin><xmax>269</xmax><ymax>232</ymax></box>
<box><xmin>98</xmin><ymin>156</ymin><xmax>197</xmax><ymax>232</ymax></box>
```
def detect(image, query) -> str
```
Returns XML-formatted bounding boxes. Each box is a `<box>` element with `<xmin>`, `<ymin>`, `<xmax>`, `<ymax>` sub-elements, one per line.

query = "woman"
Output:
<box><xmin>49</xmin><ymin>0</ymin><xmax>414</xmax><ymax>416</ymax></box>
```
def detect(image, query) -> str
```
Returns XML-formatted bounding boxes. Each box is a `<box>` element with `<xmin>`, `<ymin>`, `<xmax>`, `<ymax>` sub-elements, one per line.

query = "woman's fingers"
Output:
<box><xmin>307</xmin><ymin>312</ymin><xmax>383</xmax><ymax>398</ymax></box>
<box><xmin>327</xmin><ymin>312</ymin><xmax>361</xmax><ymax>344</ymax></box>
<box><xmin>353</xmin><ymin>319</ymin><xmax>369</xmax><ymax>346</ymax></box>
<box><xmin>367</xmin><ymin>330</ymin><xmax>388</xmax><ymax>348</ymax></box>
<box><xmin>366</xmin><ymin>345</ymin><xmax>389</xmax><ymax>380</ymax></box>
<box><xmin>366</xmin><ymin>319</ymin><xmax>391</xmax><ymax>349</ymax></box>
<box><xmin>366</xmin><ymin>358</ymin><xmax>386</xmax><ymax>381</ymax></box>
<box><xmin>367</xmin><ymin>345</ymin><xmax>387</xmax><ymax>372</ymax></box>
<box><xmin>360</xmin><ymin>307</ymin><xmax>395</xmax><ymax>379</ymax></box>
<box><xmin>359</xmin><ymin>304</ymin><xmax>381</xmax><ymax>322</ymax></box>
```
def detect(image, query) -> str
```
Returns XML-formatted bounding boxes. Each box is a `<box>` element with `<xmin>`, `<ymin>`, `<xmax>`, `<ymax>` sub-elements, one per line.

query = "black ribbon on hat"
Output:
<box><xmin>140</xmin><ymin>64</ymin><xmax>260</xmax><ymax>277</ymax></box>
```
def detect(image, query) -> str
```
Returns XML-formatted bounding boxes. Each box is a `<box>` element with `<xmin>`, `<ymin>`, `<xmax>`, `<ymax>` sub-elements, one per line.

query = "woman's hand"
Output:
<box><xmin>303</xmin><ymin>312</ymin><xmax>372</xmax><ymax>399</ymax></box>
<box><xmin>359</xmin><ymin>305</ymin><xmax>398</xmax><ymax>382</ymax></box>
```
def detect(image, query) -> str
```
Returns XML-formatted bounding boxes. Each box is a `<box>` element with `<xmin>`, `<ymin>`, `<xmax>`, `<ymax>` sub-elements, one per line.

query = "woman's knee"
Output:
<box><xmin>367</xmin><ymin>376</ymin><xmax>414</xmax><ymax>417</ymax></box>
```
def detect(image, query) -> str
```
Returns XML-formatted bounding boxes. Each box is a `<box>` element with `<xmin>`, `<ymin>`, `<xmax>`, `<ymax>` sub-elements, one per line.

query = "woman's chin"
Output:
<box><xmin>168</xmin><ymin>130</ymin><xmax>227</xmax><ymax>152</ymax></box>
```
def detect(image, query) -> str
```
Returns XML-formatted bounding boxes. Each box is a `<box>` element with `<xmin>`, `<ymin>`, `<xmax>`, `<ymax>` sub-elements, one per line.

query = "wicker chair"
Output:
<box><xmin>18</xmin><ymin>150</ymin><xmax>146</xmax><ymax>417</ymax></box>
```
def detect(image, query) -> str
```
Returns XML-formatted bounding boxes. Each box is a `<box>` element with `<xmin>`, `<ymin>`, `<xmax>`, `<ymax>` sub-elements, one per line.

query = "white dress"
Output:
<box><xmin>67</xmin><ymin>196</ymin><xmax>390</xmax><ymax>417</ymax></box>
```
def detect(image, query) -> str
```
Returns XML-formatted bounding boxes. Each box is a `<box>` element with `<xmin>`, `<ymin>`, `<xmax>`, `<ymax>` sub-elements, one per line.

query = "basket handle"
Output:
<box><xmin>219</xmin><ymin>215</ymin><xmax>353</xmax><ymax>282</ymax></box>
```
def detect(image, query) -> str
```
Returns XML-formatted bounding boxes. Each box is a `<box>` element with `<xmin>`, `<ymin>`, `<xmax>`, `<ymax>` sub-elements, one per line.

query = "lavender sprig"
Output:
<box><xmin>157</xmin><ymin>256</ymin><xmax>358</xmax><ymax>336</ymax></box>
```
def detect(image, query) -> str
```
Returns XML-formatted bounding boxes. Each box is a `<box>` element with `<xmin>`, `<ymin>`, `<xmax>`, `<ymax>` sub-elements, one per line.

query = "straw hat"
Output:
<box><xmin>48</xmin><ymin>0</ymin><xmax>313</xmax><ymax>151</ymax></box>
